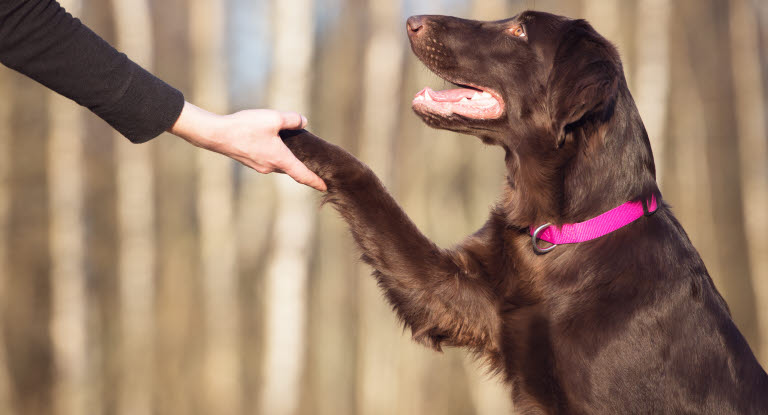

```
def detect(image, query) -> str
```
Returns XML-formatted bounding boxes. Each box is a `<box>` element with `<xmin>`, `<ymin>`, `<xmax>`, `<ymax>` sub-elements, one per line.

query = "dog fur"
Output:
<box><xmin>280</xmin><ymin>11</ymin><xmax>768</xmax><ymax>414</ymax></box>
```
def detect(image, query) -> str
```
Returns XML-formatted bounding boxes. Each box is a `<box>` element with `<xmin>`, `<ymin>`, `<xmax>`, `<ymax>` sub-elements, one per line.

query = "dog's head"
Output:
<box><xmin>408</xmin><ymin>11</ymin><xmax>656</xmax><ymax>225</ymax></box>
<box><xmin>407</xmin><ymin>11</ymin><xmax>621</xmax><ymax>151</ymax></box>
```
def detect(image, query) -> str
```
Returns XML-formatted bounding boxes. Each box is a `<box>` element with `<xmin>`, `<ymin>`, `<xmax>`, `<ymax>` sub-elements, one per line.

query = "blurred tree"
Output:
<box><xmin>0</xmin><ymin>56</ymin><xmax>16</xmax><ymax>415</ymax></box>
<box><xmin>112</xmin><ymin>0</ymin><xmax>157</xmax><ymax>414</ymax></box>
<box><xmin>632</xmin><ymin>0</ymin><xmax>670</xmax><ymax>185</ymax></box>
<box><xmin>232</xmin><ymin>3</ymin><xmax>273</xmax><ymax>412</ymax></box>
<box><xmin>664</xmin><ymin>0</ymin><xmax>724</xmax><ymax>358</ymax></box>
<box><xmin>676</xmin><ymin>0</ymin><xmax>759</xmax><ymax>351</ymax></box>
<box><xmin>146</xmin><ymin>0</ymin><xmax>204</xmax><ymax>411</ymax></box>
<box><xmin>3</xmin><ymin>39</ymin><xmax>53</xmax><ymax>415</ymax></box>
<box><xmin>258</xmin><ymin>0</ymin><xmax>317</xmax><ymax>413</ymax></box>
<box><xmin>731</xmin><ymin>0</ymin><xmax>768</xmax><ymax>364</ymax></box>
<box><xmin>356</xmin><ymin>0</ymin><xmax>412</xmax><ymax>414</ymax></box>
<box><xmin>78</xmin><ymin>1</ymin><xmax>121</xmax><ymax>411</ymax></box>
<box><xmin>301</xmin><ymin>0</ymin><xmax>366</xmax><ymax>414</ymax></box>
<box><xmin>48</xmin><ymin>0</ymin><xmax>89</xmax><ymax>410</ymax></box>
<box><xmin>189</xmin><ymin>0</ymin><xmax>242</xmax><ymax>413</ymax></box>
<box><xmin>759</xmin><ymin>0</ymin><xmax>768</xmax><ymax>105</ymax></box>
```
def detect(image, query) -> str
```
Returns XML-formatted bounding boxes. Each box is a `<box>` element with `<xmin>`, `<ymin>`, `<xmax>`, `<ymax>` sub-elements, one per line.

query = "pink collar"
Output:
<box><xmin>529</xmin><ymin>194</ymin><xmax>658</xmax><ymax>254</ymax></box>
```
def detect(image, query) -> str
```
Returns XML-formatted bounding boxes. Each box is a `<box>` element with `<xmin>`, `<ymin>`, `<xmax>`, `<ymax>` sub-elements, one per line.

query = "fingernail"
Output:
<box><xmin>301</xmin><ymin>116</ymin><xmax>308</xmax><ymax>126</ymax></box>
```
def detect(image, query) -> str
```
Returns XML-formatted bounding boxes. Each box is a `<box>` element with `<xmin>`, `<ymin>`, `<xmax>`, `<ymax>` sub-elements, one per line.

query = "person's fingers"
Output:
<box><xmin>279</xmin><ymin>111</ymin><xmax>308</xmax><ymax>130</ymax></box>
<box><xmin>280</xmin><ymin>155</ymin><xmax>327</xmax><ymax>191</ymax></box>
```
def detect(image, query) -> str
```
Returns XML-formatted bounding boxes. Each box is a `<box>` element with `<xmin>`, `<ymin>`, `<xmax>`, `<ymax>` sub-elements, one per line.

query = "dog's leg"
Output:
<box><xmin>281</xmin><ymin>130</ymin><xmax>500</xmax><ymax>355</ymax></box>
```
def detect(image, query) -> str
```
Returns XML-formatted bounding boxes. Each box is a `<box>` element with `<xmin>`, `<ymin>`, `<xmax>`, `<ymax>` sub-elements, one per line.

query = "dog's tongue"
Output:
<box><xmin>412</xmin><ymin>86</ymin><xmax>503</xmax><ymax>119</ymax></box>
<box><xmin>415</xmin><ymin>87</ymin><xmax>475</xmax><ymax>102</ymax></box>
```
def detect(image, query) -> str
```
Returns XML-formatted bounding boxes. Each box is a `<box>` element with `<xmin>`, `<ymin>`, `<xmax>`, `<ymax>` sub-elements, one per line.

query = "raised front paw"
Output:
<box><xmin>279</xmin><ymin>129</ymin><xmax>371</xmax><ymax>190</ymax></box>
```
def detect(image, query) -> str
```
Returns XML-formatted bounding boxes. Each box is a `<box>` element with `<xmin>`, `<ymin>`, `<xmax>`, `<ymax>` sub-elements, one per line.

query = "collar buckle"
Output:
<box><xmin>532</xmin><ymin>223</ymin><xmax>557</xmax><ymax>254</ymax></box>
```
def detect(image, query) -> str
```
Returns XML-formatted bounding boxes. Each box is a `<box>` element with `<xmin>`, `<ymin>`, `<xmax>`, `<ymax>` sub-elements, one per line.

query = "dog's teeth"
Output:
<box><xmin>459</xmin><ymin>97</ymin><xmax>469</xmax><ymax>103</ymax></box>
<box><xmin>481</xmin><ymin>91</ymin><xmax>492</xmax><ymax>98</ymax></box>
<box><xmin>472</xmin><ymin>92</ymin><xmax>481</xmax><ymax>100</ymax></box>
<box><xmin>424</xmin><ymin>90</ymin><xmax>433</xmax><ymax>101</ymax></box>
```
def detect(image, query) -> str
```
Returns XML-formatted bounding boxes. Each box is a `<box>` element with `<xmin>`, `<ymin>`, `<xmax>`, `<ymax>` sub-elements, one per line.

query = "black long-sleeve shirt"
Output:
<box><xmin>0</xmin><ymin>0</ymin><xmax>184</xmax><ymax>143</ymax></box>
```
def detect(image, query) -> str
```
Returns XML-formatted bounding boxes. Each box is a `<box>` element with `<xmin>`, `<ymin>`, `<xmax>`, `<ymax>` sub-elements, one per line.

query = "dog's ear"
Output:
<box><xmin>547</xmin><ymin>20</ymin><xmax>620</xmax><ymax>148</ymax></box>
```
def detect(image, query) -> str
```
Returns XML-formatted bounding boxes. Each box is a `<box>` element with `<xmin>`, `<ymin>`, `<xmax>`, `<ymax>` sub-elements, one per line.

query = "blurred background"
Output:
<box><xmin>0</xmin><ymin>0</ymin><xmax>766</xmax><ymax>414</ymax></box>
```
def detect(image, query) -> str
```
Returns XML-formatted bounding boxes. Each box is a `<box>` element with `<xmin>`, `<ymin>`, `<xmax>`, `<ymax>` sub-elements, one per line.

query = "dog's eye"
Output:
<box><xmin>509</xmin><ymin>25</ymin><xmax>526</xmax><ymax>38</ymax></box>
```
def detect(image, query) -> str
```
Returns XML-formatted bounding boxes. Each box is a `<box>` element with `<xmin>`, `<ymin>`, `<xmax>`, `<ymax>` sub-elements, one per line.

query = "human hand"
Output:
<box><xmin>168</xmin><ymin>101</ymin><xmax>327</xmax><ymax>191</ymax></box>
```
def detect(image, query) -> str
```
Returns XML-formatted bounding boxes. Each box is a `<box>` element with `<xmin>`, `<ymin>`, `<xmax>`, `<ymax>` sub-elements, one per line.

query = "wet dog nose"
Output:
<box><xmin>407</xmin><ymin>16</ymin><xmax>426</xmax><ymax>35</ymax></box>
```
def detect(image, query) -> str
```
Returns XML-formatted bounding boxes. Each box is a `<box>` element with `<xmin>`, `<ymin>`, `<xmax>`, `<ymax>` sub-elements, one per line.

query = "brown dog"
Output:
<box><xmin>281</xmin><ymin>11</ymin><xmax>768</xmax><ymax>414</ymax></box>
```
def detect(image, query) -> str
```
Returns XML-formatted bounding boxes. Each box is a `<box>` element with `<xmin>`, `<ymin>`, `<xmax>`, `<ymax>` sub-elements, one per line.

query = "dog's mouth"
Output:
<box><xmin>412</xmin><ymin>82</ymin><xmax>504</xmax><ymax>120</ymax></box>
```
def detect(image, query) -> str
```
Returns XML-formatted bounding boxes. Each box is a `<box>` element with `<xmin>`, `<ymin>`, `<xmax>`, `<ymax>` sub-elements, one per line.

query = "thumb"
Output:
<box><xmin>279</xmin><ymin>111</ymin><xmax>308</xmax><ymax>130</ymax></box>
<box><xmin>280</xmin><ymin>154</ymin><xmax>327</xmax><ymax>192</ymax></box>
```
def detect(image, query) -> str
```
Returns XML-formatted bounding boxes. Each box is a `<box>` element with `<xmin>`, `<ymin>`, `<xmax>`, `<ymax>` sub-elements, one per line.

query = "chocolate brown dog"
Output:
<box><xmin>281</xmin><ymin>11</ymin><xmax>768</xmax><ymax>414</ymax></box>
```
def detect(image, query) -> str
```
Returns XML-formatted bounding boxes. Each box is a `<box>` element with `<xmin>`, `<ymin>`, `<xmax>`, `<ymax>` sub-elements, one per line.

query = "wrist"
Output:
<box><xmin>168</xmin><ymin>101</ymin><xmax>225</xmax><ymax>149</ymax></box>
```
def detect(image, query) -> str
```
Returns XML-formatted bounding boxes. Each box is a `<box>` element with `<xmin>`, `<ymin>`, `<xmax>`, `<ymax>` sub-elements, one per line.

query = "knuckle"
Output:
<box><xmin>253</xmin><ymin>111</ymin><xmax>281</xmax><ymax>129</ymax></box>
<box><xmin>267</xmin><ymin>111</ymin><xmax>283</xmax><ymax>125</ymax></box>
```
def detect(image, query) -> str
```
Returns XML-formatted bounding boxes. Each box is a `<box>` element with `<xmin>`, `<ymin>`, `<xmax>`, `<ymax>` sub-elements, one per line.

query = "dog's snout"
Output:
<box><xmin>407</xmin><ymin>15</ymin><xmax>427</xmax><ymax>36</ymax></box>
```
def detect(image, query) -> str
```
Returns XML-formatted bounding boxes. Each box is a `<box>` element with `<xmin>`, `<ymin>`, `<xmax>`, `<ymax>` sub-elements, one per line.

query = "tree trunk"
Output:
<box><xmin>730</xmin><ymin>0</ymin><xmax>768</xmax><ymax>365</ymax></box>
<box><xmin>0</xmin><ymin>60</ymin><xmax>17</xmax><ymax>415</ymax></box>
<box><xmin>356</xmin><ymin>1</ymin><xmax>409</xmax><ymax>414</ymax></box>
<box><xmin>300</xmin><ymin>0</ymin><xmax>366</xmax><ymax>413</ymax></box>
<box><xmin>582</xmin><ymin>0</ymin><xmax>621</xmax><ymax>47</ymax></box>
<box><xmin>678</xmin><ymin>0</ymin><xmax>759</xmax><ymax>350</ymax></box>
<box><xmin>229</xmin><ymin>18</ymin><xmax>273</xmax><ymax>415</ymax></box>
<box><xmin>189</xmin><ymin>0</ymin><xmax>242</xmax><ymax>413</ymax></box>
<box><xmin>146</xmin><ymin>0</ymin><xmax>203</xmax><ymax>412</ymax></box>
<box><xmin>49</xmin><ymin>91</ymin><xmax>91</xmax><ymax>415</ymax></box>
<box><xmin>258</xmin><ymin>0</ymin><xmax>316</xmax><ymax>413</ymax></box>
<box><xmin>47</xmin><ymin>0</ymin><xmax>91</xmax><ymax>402</ymax></box>
<box><xmin>111</xmin><ymin>0</ymin><xmax>157</xmax><ymax>414</ymax></box>
<box><xmin>3</xmin><ymin>59</ymin><xmax>53</xmax><ymax>415</ymax></box>
<box><xmin>227</xmin><ymin>0</ymin><xmax>275</xmax><ymax>410</ymax></box>
<box><xmin>664</xmin><ymin>0</ymin><xmax>723</xmax><ymax>339</ymax></box>
<box><xmin>757</xmin><ymin>0</ymin><xmax>768</xmax><ymax>114</ymax></box>
<box><xmin>78</xmin><ymin>1</ymin><xmax>122</xmax><ymax>410</ymax></box>
<box><xmin>632</xmin><ymin>0</ymin><xmax>670</xmax><ymax>185</ymax></box>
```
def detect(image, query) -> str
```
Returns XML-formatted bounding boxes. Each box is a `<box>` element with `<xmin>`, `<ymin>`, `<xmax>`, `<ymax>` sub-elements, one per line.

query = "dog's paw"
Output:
<box><xmin>279</xmin><ymin>129</ymin><xmax>370</xmax><ymax>189</ymax></box>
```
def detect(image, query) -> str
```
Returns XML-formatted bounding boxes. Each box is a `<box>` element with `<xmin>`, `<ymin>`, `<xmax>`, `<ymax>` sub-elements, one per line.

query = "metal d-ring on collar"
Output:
<box><xmin>532</xmin><ymin>222</ymin><xmax>557</xmax><ymax>254</ymax></box>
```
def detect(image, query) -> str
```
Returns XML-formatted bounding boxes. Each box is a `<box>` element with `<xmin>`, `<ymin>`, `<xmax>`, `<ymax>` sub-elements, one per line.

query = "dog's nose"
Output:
<box><xmin>407</xmin><ymin>15</ymin><xmax>426</xmax><ymax>35</ymax></box>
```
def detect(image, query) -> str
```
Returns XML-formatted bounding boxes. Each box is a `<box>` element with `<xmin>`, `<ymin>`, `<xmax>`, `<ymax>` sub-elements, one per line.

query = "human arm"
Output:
<box><xmin>0</xmin><ymin>0</ymin><xmax>326</xmax><ymax>190</ymax></box>
<box><xmin>0</xmin><ymin>0</ymin><xmax>183</xmax><ymax>143</ymax></box>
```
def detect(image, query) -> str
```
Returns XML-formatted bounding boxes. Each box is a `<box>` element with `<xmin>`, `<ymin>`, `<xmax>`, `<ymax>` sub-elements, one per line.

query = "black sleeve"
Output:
<box><xmin>0</xmin><ymin>0</ymin><xmax>185</xmax><ymax>143</ymax></box>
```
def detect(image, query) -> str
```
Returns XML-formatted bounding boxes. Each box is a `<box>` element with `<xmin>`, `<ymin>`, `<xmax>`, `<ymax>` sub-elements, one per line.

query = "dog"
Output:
<box><xmin>280</xmin><ymin>11</ymin><xmax>768</xmax><ymax>414</ymax></box>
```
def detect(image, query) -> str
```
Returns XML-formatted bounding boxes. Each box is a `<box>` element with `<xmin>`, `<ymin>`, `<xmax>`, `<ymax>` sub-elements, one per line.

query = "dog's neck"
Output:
<box><xmin>502</xmin><ymin>86</ymin><xmax>659</xmax><ymax>228</ymax></box>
